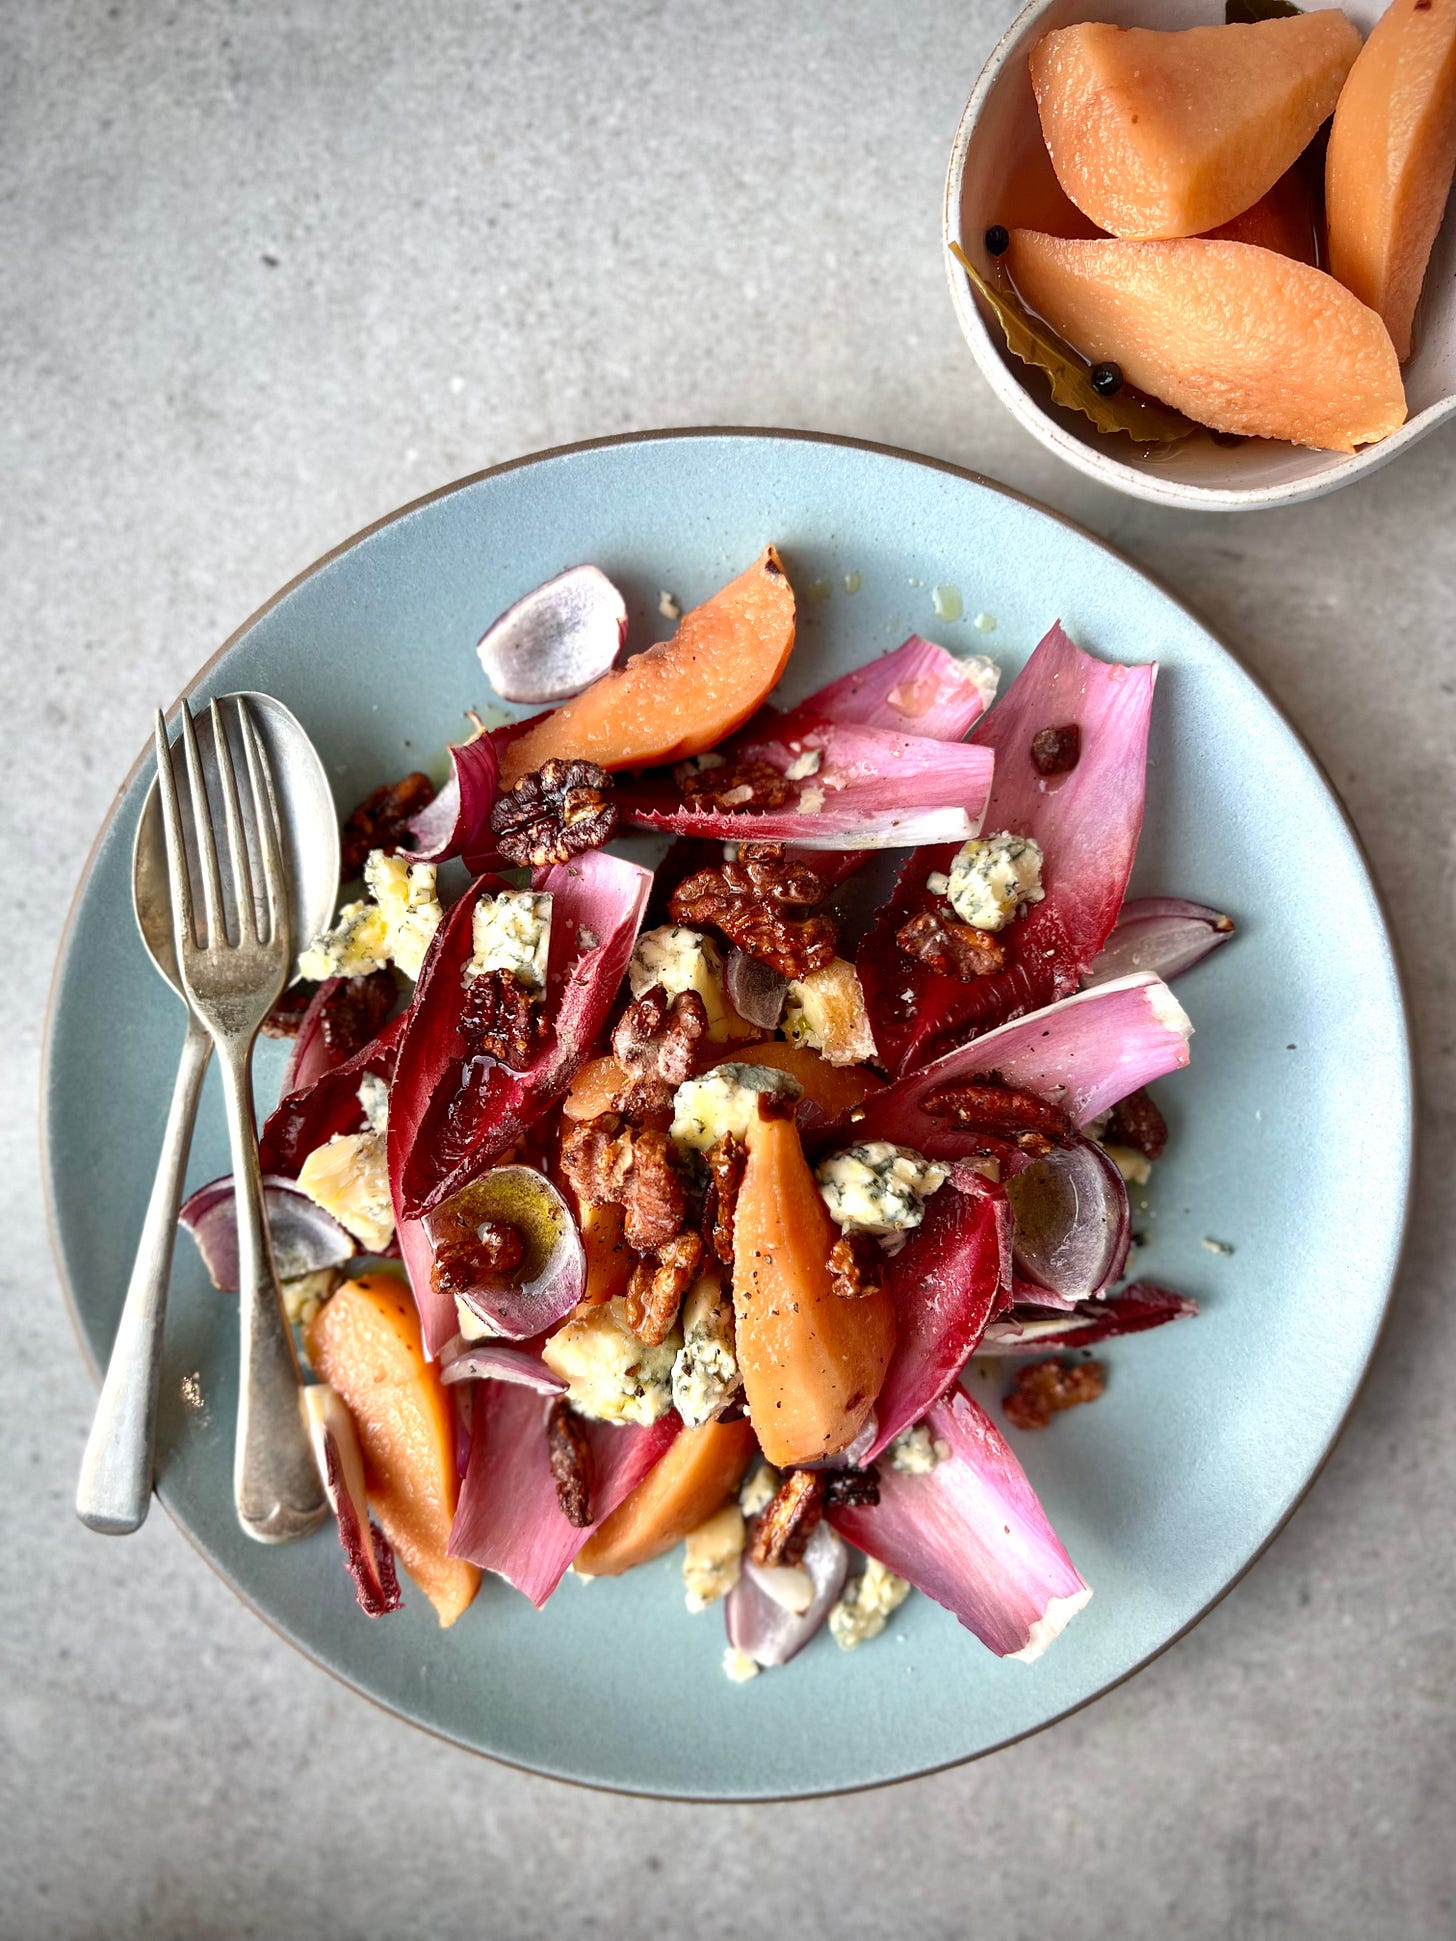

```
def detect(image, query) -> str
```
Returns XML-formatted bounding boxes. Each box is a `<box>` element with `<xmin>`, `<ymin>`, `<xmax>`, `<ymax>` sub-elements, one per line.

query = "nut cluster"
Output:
<box><xmin>1003</xmin><ymin>1358</ymin><xmax>1105</xmax><ymax>1431</ymax></box>
<box><xmin>460</xmin><ymin>969</ymin><xmax>546</xmax><ymax>1071</ymax></box>
<box><xmin>610</xmin><ymin>984</ymin><xmax>708</xmax><ymax>1120</ymax></box>
<box><xmin>673</xmin><ymin>756</ymin><xmax>796</xmax><ymax>812</ymax></box>
<box><xmin>896</xmin><ymin>908</ymin><xmax>1008</xmax><ymax>982</ymax></box>
<box><xmin>341</xmin><ymin>771</ymin><xmax>437</xmax><ymax>878</ymax></box>
<box><xmin>922</xmin><ymin>1076</ymin><xmax>1074</xmax><ymax>1142</ymax></box>
<box><xmin>490</xmin><ymin>758</ymin><xmax>617</xmax><ymax>867</ymax></box>
<box><xmin>670</xmin><ymin>842</ymin><xmax>838</xmax><ymax>980</ymax></box>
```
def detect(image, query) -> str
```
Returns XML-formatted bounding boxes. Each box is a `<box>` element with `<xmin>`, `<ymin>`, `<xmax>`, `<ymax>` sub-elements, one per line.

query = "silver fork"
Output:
<box><xmin>153</xmin><ymin>696</ymin><xmax>326</xmax><ymax>1544</ymax></box>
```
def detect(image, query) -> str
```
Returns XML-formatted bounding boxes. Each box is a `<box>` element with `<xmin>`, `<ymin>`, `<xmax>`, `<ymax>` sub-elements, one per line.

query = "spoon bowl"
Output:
<box><xmin>945</xmin><ymin>0</ymin><xmax>1456</xmax><ymax>510</ymax></box>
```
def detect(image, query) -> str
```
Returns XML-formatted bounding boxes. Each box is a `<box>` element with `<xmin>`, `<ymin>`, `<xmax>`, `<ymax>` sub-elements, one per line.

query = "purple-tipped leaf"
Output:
<box><xmin>830</xmin><ymin>1385</ymin><xmax>1090</xmax><ymax>1660</ymax></box>
<box><xmin>260</xmin><ymin>1009</ymin><xmax>408</xmax><ymax>1178</ymax></box>
<box><xmin>977</xmin><ymin>1284</ymin><xmax>1198</xmax><ymax>1355</ymax></box>
<box><xmin>476</xmin><ymin>564</ymin><xmax>627</xmax><ymax>704</ymax></box>
<box><xmin>1005</xmin><ymin>1137</ymin><xmax>1131</xmax><ymax>1308</ymax></box>
<box><xmin>180</xmin><ymin>1174</ymin><xmax>357</xmax><ymax>1290</ymax></box>
<box><xmin>725</xmin><ymin>1520</ymin><xmax>849</xmax><ymax>1667</ymax></box>
<box><xmin>859</xmin><ymin>623</ymin><xmax>1156</xmax><ymax>1072</ymax></box>
<box><xmin>420</xmin><ymin>1166</ymin><xmax>585</xmax><ymax>1342</ymax></box>
<box><xmin>402</xmin><ymin>733</ymin><xmax>501</xmax><ymax>865</ymax></box>
<box><xmin>771</xmin><ymin>635</ymin><xmax>998</xmax><ymax>742</ymax></box>
<box><xmin>1085</xmin><ymin>897</ymin><xmax>1236</xmax><ymax>988</ymax></box>
<box><xmin>448</xmin><ymin>1383</ymin><xmax>679</xmax><ymax>1605</ymax></box>
<box><xmin>438</xmin><ymin>1337</ymin><xmax>567</xmax><ymax>1392</ymax></box>
<box><xmin>304</xmin><ymin>1384</ymin><xmax>403</xmax><ymax>1618</ymax></box>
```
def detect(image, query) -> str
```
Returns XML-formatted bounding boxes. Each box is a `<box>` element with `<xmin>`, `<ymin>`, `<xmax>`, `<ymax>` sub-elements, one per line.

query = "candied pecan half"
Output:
<box><xmin>460</xmin><ymin>968</ymin><xmax>545</xmax><ymax>1071</ymax></box>
<box><xmin>560</xmin><ymin>1115</ymin><xmax>686</xmax><ymax>1252</ymax></box>
<box><xmin>1105</xmin><ymin>1086</ymin><xmax>1168</xmax><ymax>1162</ymax></box>
<box><xmin>491</xmin><ymin>758</ymin><xmax>617</xmax><ymax>867</ymax></box>
<box><xmin>827</xmin><ymin>1231</ymin><xmax>885</xmax><ymax>1300</ymax></box>
<box><xmin>673</xmin><ymin>756</ymin><xmax>796</xmax><ymax>812</ymax></box>
<box><xmin>429</xmin><ymin>1220</ymin><xmax>525</xmax><ymax>1300</ymax></box>
<box><xmin>341</xmin><ymin>771</ymin><xmax>437</xmax><ymax>879</ymax></box>
<box><xmin>1003</xmin><ymin>1358</ymin><xmax>1105</xmax><ymax>1431</ymax></box>
<box><xmin>1030</xmin><ymin>723</ymin><xmax>1081</xmax><ymax>777</ymax></box>
<box><xmin>750</xmin><ymin>1469</ymin><xmax>826</xmax><ymax>1567</ymax></box>
<box><xmin>319</xmin><ymin>968</ymin><xmax>398</xmax><ymax>1056</ymax></box>
<box><xmin>260</xmin><ymin>981</ymin><xmax>316</xmax><ymax>1039</ymax></box>
<box><xmin>611</xmin><ymin>984</ymin><xmax>709</xmax><ymax>1118</ymax></box>
<box><xmin>923</xmin><ymin>1076</ymin><xmax>1073</xmax><ymax>1141</ymax></box>
<box><xmin>625</xmin><ymin>1230</ymin><xmax>703</xmax><ymax>1345</ymax></box>
<box><xmin>897</xmin><ymin>909</ymin><xmax>1008</xmax><ymax>982</ymax></box>
<box><xmin>822</xmin><ymin>1466</ymin><xmax>881</xmax><ymax>1510</ymax></box>
<box><xmin>547</xmin><ymin>1398</ymin><xmax>594</xmax><ymax>1527</ymax></box>
<box><xmin>670</xmin><ymin>842</ymin><xmax>837</xmax><ymax>979</ymax></box>
<box><xmin>704</xmin><ymin>1134</ymin><xmax>747</xmax><ymax>1266</ymax></box>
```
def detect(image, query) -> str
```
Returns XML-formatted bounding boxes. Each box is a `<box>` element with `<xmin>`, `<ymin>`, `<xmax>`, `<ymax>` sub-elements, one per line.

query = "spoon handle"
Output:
<box><xmin>76</xmin><ymin>1016</ymin><xmax>212</xmax><ymax>1534</ymax></box>
<box><xmin>217</xmin><ymin>1037</ymin><xmax>326</xmax><ymax>1545</ymax></box>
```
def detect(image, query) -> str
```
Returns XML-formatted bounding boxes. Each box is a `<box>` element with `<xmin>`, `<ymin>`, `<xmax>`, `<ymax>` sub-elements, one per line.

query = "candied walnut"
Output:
<box><xmin>923</xmin><ymin>1076</ymin><xmax>1073</xmax><ymax>1141</ymax></box>
<box><xmin>261</xmin><ymin>981</ymin><xmax>316</xmax><ymax>1039</ymax></box>
<box><xmin>341</xmin><ymin>771</ymin><xmax>436</xmax><ymax>879</ymax></box>
<box><xmin>897</xmin><ymin>909</ymin><xmax>1008</xmax><ymax>982</ymax></box>
<box><xmin>625</xmin><ymin>1230</ymin><xmax>703</xmax><ymax>1345</ymax></box>
<box><xmin>827</xmin><ymin>1232</ymin><xmax>885</xmax><ymax>1300</ymax></box>
<box><xmin>1105</xmin><ymin>1086</ymin><xmax>1168</xmax><ymax>1162</ymax></box>
<box><xmin>318</xmin><ymin>968</ymin><xmax>398</xmax><ymax>1056</ymax></box>
<box><xmin>429</xmin><ymin>1219</ymin><xmax>525</xmax><ymax>1300</ymax></box>
<box><xmin>491</xmin><ymin>758</ymin><xmax>617</xmax><ymax>867</ymax></box>
<box><xmin>547</xmin><ymin>1398</ymin><xmax>594</xmax><ymax>1527</ymax></box>
<box><xmin>1003</xmin><ymin>1358</ymin><xmax>1106</xmax><ymax>1431</ymax></box>
<box><xmin>704</xmin><ymin>1134</ymin><xmax>747</xmax><ymax>1265</ymax></box>
<box><xmin>460</xmin><ymin>968</ymin><xmax>546</xmax><ymax>1071</ymax></box>
<box><xmin>670</xmin><ymin>843</ymin><xmax>837</xmax><ymax>979</ymax></box>
<box><xmin>674</xmin><ymin>756</ymin><xmax>796</xmax><ymax>812</ymax></box>
<box><xmin>611</xmin><ymin>984</ymin><xmax>708</xmax><ymax>1118</ymax></box>
<box><xmin>822</xmin><ymin>1466</ymin><xmax>881</xmax><ymax>1510</ymax></box>
<box><xmin>750</xmin><ymin>1468</ymin><xmax>825</xmax><ymax>1567</ymax></box>
<box><xmin>560</xmin><ymin>1115</ymin><xmax>686</xmax><ymax>1252</ymax></box>
<box><xmin>1030</xmin><ymin>723</ymin><xmax>1081</xmax><ymax>777</ymax></box>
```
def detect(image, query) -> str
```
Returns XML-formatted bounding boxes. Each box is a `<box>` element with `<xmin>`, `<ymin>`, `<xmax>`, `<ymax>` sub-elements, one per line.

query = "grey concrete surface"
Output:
<box><xmin>4</xmin><ymin>1</ymin><xmax>1454</xmax><ymax>1936</ymax></box>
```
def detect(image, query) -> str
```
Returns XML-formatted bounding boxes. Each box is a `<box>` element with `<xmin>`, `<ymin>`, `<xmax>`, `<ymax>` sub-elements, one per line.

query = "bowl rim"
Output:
<box><xmin>943</xmin><ymin>0</ymin><xmax>1456</xmax><ymax>511</ymax></box>
<box><xmin>43</xmin><ymin>425</ymin><xmax>1417</xmax><ymax>1798</ymax></box>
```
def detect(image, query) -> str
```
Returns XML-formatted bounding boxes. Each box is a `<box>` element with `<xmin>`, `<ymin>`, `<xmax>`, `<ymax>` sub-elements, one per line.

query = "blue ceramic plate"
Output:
<box><xmin>45</xmin><ymin>431</ymin><xmax>1412</xmax><ymax>1799</ymax></box>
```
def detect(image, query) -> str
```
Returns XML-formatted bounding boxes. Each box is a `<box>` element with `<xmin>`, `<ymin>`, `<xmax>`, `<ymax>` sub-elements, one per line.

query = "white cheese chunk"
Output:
<box><xmin>683</xmin><ymin>1502</ymin><xmax>747</xmax><ymax>1612</ymax></box>
<box><xmin>671</xmin><ymin>1275</ymin><xmax>741</xmax><ymax>1428</ymax></box>
<box><xmin>541</xmin><ymin>1298</ymin><xmax>678</xmax><ymax>1426</ymax></box>
<box><xmin>629</xmin><ymin>923</ymin><xmax>745</xmax><ymax>1040</ymax></box>
<box><xmin>828</xmin><ymin>1557</ymin><xmax>913</xmax><ymax>1650</ymax></box>
<box><xmin>815</xmin><ymin>1141</ymin><xmax>949</xmax><ymax>1236</ymax></box>
<box><xmin>782</xmin><ymin>958</ymin><xmax>876</xmax><ymax>1067</ymax></box>
<box><xmin>888</xmin><ymin>1423</ymin><xmax>951</xmax><ymax>1474</ymax></box>
<box><xmin>465</xmin><ymin>889</ymin><xmax>552</xmax><ymax>992</ymax></box>
<box><xmin>945</xmin><ymin>831</ymin><xmax>1045</xmax><ymax>932</ymax></box>
<box><xmin>356</xmin><ymin>1073</ymin><xmax>390</xmax><ymax>1135</ymax></box>
<box><xmin>297</xmin><ymin>899</ymin><xmax>390</xmax><ymax>982</ymax></box>
<box><xmin>364</xmin><ymin>850</ymin><xmax>444</xmax><ymax>979</ymax></box>
<box><xmin>739</xmin><ymin>1463</ymin><xmax>780</xmax><ymax>1518</ymax></box>
<box><xmin>669</xmin><ymin>1062</ymin><xmax>802</xmax><ymax>1152</ymax></box>
<box><xmin>295</xmin><ymin>1130</ymin><xmax>395</xmax><ymax>1253</ymax></box>
<box><xmin>723</xmin><ymin>1646</ymin><xmax>760</xmax><ymax>1684</ymax></box>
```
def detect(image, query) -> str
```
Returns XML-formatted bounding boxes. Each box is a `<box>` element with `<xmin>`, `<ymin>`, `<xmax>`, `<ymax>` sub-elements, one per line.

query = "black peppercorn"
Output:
<box><xmin>1090</xmin><ymin>362</ymin><xmax>1124</xmax><ymax>397</ymax></box>
<box><xmin>983</xmin><ymin>224</ymin><xmax>1010</xmax><ymax>257</ymax></box>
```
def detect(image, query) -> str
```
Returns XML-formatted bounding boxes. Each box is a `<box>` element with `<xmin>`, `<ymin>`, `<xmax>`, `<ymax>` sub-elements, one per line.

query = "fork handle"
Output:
<box><xmin>76</xmin><ymin>1017</ymin><xmax>213</xmax><ymax>1534</ymax></box>
<box><xmin>216</xmin><ymin>1038</ymin><xmax>327</xmax><ymax>1544</ymax></box>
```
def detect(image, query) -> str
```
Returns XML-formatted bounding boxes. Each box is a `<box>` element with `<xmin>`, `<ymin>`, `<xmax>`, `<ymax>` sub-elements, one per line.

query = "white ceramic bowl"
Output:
<box><xmin>945</xmin><ymin>0</ymin><xmax>1456</xmax><ymax>509</ymax></box>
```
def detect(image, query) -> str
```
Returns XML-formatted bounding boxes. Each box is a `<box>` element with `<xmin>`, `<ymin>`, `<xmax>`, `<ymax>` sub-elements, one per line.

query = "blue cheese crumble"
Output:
<box><xmin>629</xmin><ymin>923</ymin><xmax>744</xmax><ymax>1040</ymax></box>
<box><xmin>671</xmin><ymin>1275</ymin><xmax>741</xmax><ymax>1427</ymax></box>
<box><xmin>297</xmin><ymin>849</ymin><xmax>443</xmax><ymax>982</ymax></box>
<box><xmin>945</xmin><ymin>832</ymin><xmax>1045</xmax><ymax>932</ymax></box>
<box><xmin>828</xmin><ymin>1557</ymin><xmax>912</xmax><ymax>1650</ymax></box>
<box><xmin>683</xmin><ymin>1502</ymin><xmax>746</xmax><ymax>1612</ymax></box>
<box><xmin>888</xmin><ymin>1423</ymin><xmax>951</xmax><ymax>1474</ymax></box>
<box><xmin>295</xmin><ymin>1130</ymin><xmax>394</xmax><ymax>1253</ymax></box>
<box><xmin>782</xmin><ymin>958</ymin><xmax>876</xmax><ymax>1067</ymax></box>
<box><xmin>669</xmin><ymin>1062</ymin><xmax>802</xmax><ymax>1151</ymax></box>
<box><xmin>815</xmin><ymin>1142</ymin><xmax>949</xmax><ymax>1236</ymax></box>
<box><xmin>540</xmin><ymin>1298</ymin><xmax>678</xmax><ymax>1425</ymax></box>
<box><xmin>465</xmin><ymin>889</ymin><xmax>552</xmax><ymax>991</ymax></box>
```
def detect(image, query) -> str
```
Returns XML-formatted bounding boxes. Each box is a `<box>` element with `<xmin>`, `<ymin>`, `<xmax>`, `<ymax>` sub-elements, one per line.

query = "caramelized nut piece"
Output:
<box><xmin>1030</xmin><ymin>723</ymin><xmax>1081</xmax><ymax>777</ymax></box>
<box><xmin>547</xmin><ymin>1397</ymin><xmax>595</xmax><ymax>1526</ymax></box>
<box><xmin>923</xmin><ymin>1076</ymin><xmax>1073</xmax><ymax>1141</ymax></box>
<box><xmin>460</xmin><ymin>968</ymin><xmax>546</xmax><ymax>1071</ymax></box>
<box><xmin>625</xmin><ymin>1231</ymin><xmax>704</xmax><ymax>1345</ymax></box>
<box><xmin>674</xmin><ymin>756</ymin><xmax>796</xmax><ymax>811</ymax></box>
<box><xmin>897</xmin><ymin>909</ymin><xmax>1008</xmax><ymax>982</ymax></box>
<box><xmin>1105</xmin><ymin>1086</ymin><xmax>1168</xmax><ymax>1161</ymax></box>
<box><xmin>491</xmin><ymin>758</ymin><xmax>617</xmax><ymax>867</ymax></box>
<box><xmin>670</xmin><ymin>842</ymin><xmax>838</xmax><ymax>980</ymax></box>
<box><xmin>610</xmin><ymin>984</ymin><xmax>709</xmax><ymax>1118</ymax></box>
<box><xmin>341</xmin><ymin>771</ymin><xmax>437</xmax><ymax>879</ymax></box>
<box><xmin>704</xmin><ymin>1134</ymin><xmax>747</xmax><ymax>1266</ymax></box>
<box><xmin>1003</xmin><ymin>1358</ymin><xmax>1106</xmax><ymax>1431</ymax></box>
<box><xmin>827</xmin><ymin>1232</ymin><xmax>885</xmax><ymax>1300</ymax></box>
<box><xmin>750</xmin><ymin>1468</ymin><xmax>826</xmax><ymax>1567</ymax></box>
<box><xmin>822</xmin><ymin>1466</ymin><xmax>881</xmax><ymax>1510</ymax></box>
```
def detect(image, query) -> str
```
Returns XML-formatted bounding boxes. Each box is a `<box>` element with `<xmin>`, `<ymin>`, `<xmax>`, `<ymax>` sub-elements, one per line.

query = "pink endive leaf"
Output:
<box><xmin>977</xmin><ymin>1283</ymin><xmax>1198</xmax><ymax>1355</ymax></box>
<box><xmin>401</xmin><ymin>733</ymin><xmax>501</xmax><ymax>864</ymax></box>
<box><xmin>859</xmin><ymin>622</ymin><xmax>1156</xmax><ymax>1072</ymax></box>
<box><xmin>1084</xmin><ymin>897</ymin><xmax>1236</xmax><ymax>988</ymax></box>
<box><xmin>304</xmin><ymin>1384</ymin><xmax>403</xmax><ymax>1618</ymax></box>
<box><xmin>867</xmin><ymin>1167</ymin><xmax>1012</xmax><ymax>1461</ymax></box>
<box><xmin>447</xmin><ymin>1384</ymin><xmax>680</xmax><ymax>1606</ymax></box>
<box><xmin>769</xmin><ymin>635</ymin><xmax>998</xmax><ymax>742</ymax></box>
<box><xmin>830</xmin><ymin>1384</ymin><xmax>1090</xmax><ymax>1660</ymax></box>
<box><xmin>259</xmin><ymin>1009</ymin><xmax>408</xmax><ymax>1178</ymax></box>
<box><xmin>179</xmin><ymin>1174</ymin><xmax>356</xmax><ymax>1290</ymax></box>
<box><xmin>388</xmin><ymin>851</ymin><xmax>650</xmax><ymax>1353</ymax></box>
<box><xmin>619</xmin><ymin>721</ymin><xmax>994</xmax><ymax>851</ymax></box>
<box><xmin>838</xmin><ymin>972</ymin><xmax>1191</xmax><ymax>1154</ymax></box>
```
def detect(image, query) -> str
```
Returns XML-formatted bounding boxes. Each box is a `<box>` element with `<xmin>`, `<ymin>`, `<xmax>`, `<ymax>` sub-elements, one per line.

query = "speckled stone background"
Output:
<box><xmin>5</xmin><ymin>2</ymin><xmax>1454</xmax><ymax>1936</ymax></box>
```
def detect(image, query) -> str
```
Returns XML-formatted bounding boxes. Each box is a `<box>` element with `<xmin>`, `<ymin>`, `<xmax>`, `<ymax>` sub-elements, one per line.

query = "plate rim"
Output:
<box><xmin>42</xmin><ymin>425</ymin><xmax>1417</xmax><ymax>1800</ymax></box>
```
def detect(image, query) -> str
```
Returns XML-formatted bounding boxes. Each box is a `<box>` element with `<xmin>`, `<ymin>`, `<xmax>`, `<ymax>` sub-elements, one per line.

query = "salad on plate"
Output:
<box><xmin>181</xmin><ymin>547</ymin><xmax>1234</xmax><ymax>1682</ymax></box>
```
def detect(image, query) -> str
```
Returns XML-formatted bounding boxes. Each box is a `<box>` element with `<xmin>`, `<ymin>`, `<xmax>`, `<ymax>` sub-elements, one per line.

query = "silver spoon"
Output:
<box><xmin>75</xmin><ymin>691</ymin><xmax>340</xmax><ymax>1535</ymax></box>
